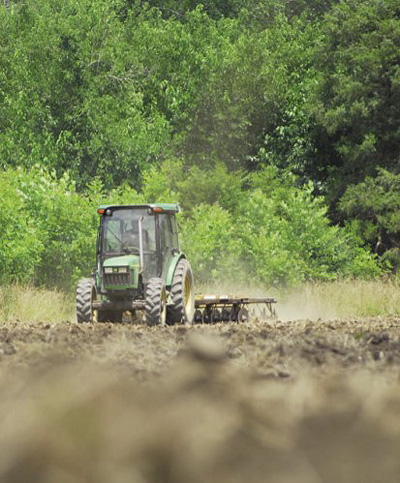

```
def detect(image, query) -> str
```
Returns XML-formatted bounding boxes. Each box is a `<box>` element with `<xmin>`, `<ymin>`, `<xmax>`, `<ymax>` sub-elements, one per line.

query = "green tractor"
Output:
<box><xmin>76</xmin><ymin>203</ymin><xmax>195</xmax><ymax>325</ymax></box>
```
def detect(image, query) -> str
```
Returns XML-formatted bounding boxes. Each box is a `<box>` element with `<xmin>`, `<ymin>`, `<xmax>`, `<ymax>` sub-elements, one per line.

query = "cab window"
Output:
<box><xmin>159</xmin><ymin>214</ymin><xmax>173</xmax><ymax>252</ymax></box>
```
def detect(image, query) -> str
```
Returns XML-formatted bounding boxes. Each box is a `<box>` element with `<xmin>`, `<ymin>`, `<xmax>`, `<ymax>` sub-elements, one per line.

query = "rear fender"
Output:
<box><xmin>165</xmin><ymin>253</ymin><xmax>186</xmax><ymax>289</ymax></box>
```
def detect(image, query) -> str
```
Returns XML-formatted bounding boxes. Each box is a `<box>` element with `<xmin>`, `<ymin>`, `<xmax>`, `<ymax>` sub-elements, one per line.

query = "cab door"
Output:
<box><xmin>158</xmin><ymin>214</ymin><xmax>179</xmax><ymax>278</ymax></box>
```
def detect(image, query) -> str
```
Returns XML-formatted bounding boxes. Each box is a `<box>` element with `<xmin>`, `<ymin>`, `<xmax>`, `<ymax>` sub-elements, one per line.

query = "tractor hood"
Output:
<box><xmin>103</xmin><ymin>255</ymin><xmax>140</xmax><ymax>269</ymax></box>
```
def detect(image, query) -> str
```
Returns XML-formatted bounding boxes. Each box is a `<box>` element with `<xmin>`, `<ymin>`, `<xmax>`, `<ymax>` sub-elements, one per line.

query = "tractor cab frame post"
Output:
<box><xmin>138</xmin><ymin>215</ymin><xmax>144</xmax><ymax>274</ymax></box>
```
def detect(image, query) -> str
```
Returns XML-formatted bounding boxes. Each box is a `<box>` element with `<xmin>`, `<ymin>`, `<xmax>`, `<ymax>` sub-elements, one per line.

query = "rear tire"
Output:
<box><xmin>167</xmin><ymin>259</ymin><xmax>195</xmax><ymax>324</ymax></box>
<box><xmin>145</xmin><ymin>278</ymin><xmax>167</xmax><ymax>326</ymax></box>
<box><xmin>76</xmin><ymin>278</ymin><xmax>94</xmax><ymax>323</ymax></box>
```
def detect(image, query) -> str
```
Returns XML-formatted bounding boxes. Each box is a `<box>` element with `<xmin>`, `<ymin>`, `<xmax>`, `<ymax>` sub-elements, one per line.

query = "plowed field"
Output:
<box><xmin>1</xmin><ymin>316</ymin><xmax>400</xmax><ymax>482</ymax></box>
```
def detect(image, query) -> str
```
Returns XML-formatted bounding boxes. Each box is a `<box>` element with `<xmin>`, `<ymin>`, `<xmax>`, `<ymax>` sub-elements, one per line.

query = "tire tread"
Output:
<box><xmin>76</xmin><ymin>278</ymin><xmax>93</xmax><ymax>323</ymax></box>
<box><xmin>167</xmin><ymin>259</ymin><xmax>194</xmax><ymax>324</ymax></box>
<box><xmin>145</xmin><ymin>277</ymin><xmax>166</xmax><ymax>326</ymax></box>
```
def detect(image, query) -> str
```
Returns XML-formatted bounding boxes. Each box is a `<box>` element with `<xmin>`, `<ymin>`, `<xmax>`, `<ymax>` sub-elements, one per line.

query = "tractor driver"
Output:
<box><xmin>122</xmin><ymin>219</ymin><xmax>140</xmax><ymax>251</ymax></box>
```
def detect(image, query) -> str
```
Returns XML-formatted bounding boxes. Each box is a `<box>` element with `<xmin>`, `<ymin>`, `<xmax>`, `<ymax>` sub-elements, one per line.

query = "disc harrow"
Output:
<box><xmin>194</xmin><ymin>295</ymin><xmax>277</xmax><ymax>323</ymax></box>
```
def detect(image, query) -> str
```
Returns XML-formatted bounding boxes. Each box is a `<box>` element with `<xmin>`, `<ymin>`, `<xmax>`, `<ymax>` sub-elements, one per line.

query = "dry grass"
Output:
<box><xmin>279</xmin><ymin>279</ymin><xmax>400</xmax><ymax>320</ymax></box>
<box><xmin>0</xmin><ymin>285</ymin><xmax>74</xmax><ymax>323</ymax></box>
<box><xmin>198</xmin><ymin>278</ymin><xmax>400</xmax><ymax>320</ymax></box>
<box><xmin>1</xmin><ymin>278</ymin><xmax>400</xmax><ymax>325</ymax></box>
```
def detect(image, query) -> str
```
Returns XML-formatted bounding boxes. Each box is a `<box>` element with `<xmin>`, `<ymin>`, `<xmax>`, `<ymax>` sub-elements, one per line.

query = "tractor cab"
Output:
<box><xmin>77</xmin><ymin>203</ymin><xmax>195</xmax><ymax>325</ymax></box>
<box><xmin>97</xmin><ymin>204</ymin><xmax>180</xmax><ymax>286</ymax></box>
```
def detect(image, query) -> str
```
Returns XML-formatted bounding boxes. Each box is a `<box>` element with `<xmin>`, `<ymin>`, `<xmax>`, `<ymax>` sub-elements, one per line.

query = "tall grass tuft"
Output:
<box><xmin>198</xmin><ymin>278</ymin><xmax>400</xmax><ymax>320</ymax></box>
<box><xmin>279</xmin><ymin>279</ymin><xmax>400</xmax><ymax>320</ymax></box>
<box><xmin>0</xmin><ymin>285</ymin><xmax>74</xmax><ymax>323</ymax></box>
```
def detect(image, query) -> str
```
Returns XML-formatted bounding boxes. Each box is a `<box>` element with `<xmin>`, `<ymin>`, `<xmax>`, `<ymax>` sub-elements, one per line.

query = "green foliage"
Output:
<box><xmin>142</xmin><ymin>159</ymin><xmax>243</xmax><ymax>211</ymax></box>
<box><xmin>311</xmin><ymin>0</ymin><xmax>400</xmax><ymax>200</ymax></box>
<box><xmin>142</xmin><ymin>0</ymin><xmax>247</xmax><ymax>20</ymax></box>
<box><xmin>0</xmin><ymin>174</ymin><xmax>43</xmax><ymax>283</ymax></box>
<box><xmin>0</xmin><ymin>0</ymin><xmax>171</xmax><ymax>188</ymax></box>
<box><xmin>340</xmin><ymin>169</ymin><xmax>400</xmax><ymax>268</ymax></box>
<box><xmin>0</xmin><ymin>166</ymin><xmax>143</xmax><ymax>289</ymax></box>
<box><xmin>147</xmin><ymin>163</ymin><xmax>382</xmax><ymax>286</ymax></box>
<box><xmin>232</xmin><ymin>168</ymin><xmax>382</xmax><ymax>285</ymax></box>
<box><xmin>0</xmin><ymin>0</ymin><xmax>396</xmax><ymax>288</ymax></box>
<box><xmin>0</xmin><ymin>167</ymin><xmax>95</xmax><ymax>287</ymax></box>
<box><xmin>180</xmin><ymin>204</ymin><xmax>243</xmax><ymax>283</ymax></box>
<box><xmin>256</xmin><ymin>15</ymin><xmax>323</xmax><ymax>180</ymax></box>
<box><xmin>0</xmin><ymin>164</ymin><xmax>382</xmax><ymax>290</ymax></box>
<box><xmin>126</xmin><ymin>7</ymin><xmax>260</xmax><ymax>168</ymax></box>
<box><xmin>143</xmin><ymin>0</ymin><xmax>339</xmax><ymax>22</ymax></box>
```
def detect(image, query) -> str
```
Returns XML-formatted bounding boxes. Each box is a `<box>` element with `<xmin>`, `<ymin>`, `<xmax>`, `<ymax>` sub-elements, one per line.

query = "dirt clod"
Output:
<box><xmin>185</xmin><ymin>332</ymin><xmax>227</xmax><ymax>363</ymax></box>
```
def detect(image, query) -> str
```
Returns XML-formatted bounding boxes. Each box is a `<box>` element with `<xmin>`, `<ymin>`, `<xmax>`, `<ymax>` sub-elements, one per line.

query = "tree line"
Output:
<box><xmin>0</xmin><ymin>0</ymin><xmax>399</xmax><ymax>288</ymax></box>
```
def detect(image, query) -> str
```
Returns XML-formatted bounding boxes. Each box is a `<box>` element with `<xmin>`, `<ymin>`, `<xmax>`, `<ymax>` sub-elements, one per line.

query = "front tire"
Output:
<box><xmin>167</xmin><ymin>259</ymin><xmax>195</xmax><ymax>324</ymax></box>
<box><xmin>76</xmin><ymin>278</ymin><xmax>94</xmax><ymax>323</ymax></box>
<box><xmin>145</xmin><ymin>278</ymin><xmax>167</xmax><ymax>326</ymax></box>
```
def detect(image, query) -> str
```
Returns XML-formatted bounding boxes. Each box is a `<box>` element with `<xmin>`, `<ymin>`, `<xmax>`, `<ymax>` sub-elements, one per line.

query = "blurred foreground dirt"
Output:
<box><xmin>0</xmin><ymin>317</ymin><xmax>400</xmax><ymax>482</ymax></box>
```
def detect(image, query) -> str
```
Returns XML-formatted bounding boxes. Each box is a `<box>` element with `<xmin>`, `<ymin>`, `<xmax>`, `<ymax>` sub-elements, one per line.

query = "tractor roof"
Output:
<box><xmin>97</xmin><ymin>203</ymin><xmax>180</xmax><ymax>214</ymax></box>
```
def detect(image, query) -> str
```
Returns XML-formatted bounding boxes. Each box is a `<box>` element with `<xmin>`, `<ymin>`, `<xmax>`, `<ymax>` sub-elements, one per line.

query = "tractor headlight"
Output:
<box><xmin>104</xmin><ymin>267</ymin><xmax>128</xmax><ymax>274</ymax></box>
